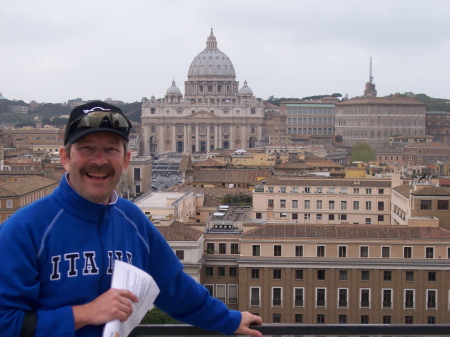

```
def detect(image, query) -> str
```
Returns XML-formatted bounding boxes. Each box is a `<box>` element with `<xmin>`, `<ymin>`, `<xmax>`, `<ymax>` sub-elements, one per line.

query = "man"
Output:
<box><xmin>0</xmin><ymin>101</ymin><xmax>262</xmax><ymax>337</ymax></box>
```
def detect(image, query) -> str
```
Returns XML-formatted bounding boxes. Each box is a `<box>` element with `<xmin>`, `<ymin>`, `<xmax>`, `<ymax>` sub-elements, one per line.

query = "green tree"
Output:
<box><xmin>350</xmin><ymin>142</ymin><xmax>375</xmax><ymax>162</ymax></box>
<box><xmin>140</xmin><ymin>308</ymin><xmax>180</xmax><ymax>324</ymax></box>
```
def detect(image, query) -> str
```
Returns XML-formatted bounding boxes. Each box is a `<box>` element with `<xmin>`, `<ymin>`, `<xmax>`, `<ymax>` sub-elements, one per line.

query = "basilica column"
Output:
<box><xmin>172</xmin><ymin>124</ymin><xmax>176</xmax><ymax>153</ymax></box>
<box><xmin>206</xmin><ymin>124</ymin><xmax>210</xmax><ymax>151</ymax></box>
<box><xmin>195</xmin><ymin>124</ymin><xmax>200</xmax><ymax>152</ymax></box>
<box><xmin>230</xmin><ymin>123</ymin><xmax>234</xmax><ymax>150</ymax></box>
<box><xmin>158</xmin><ymin>124</ymin><xmax>164</xmax><ymax>153</ymax></box>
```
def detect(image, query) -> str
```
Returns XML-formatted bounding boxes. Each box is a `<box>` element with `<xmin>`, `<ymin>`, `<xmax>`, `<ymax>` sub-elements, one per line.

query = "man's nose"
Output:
<box><xmin>91</xmin><ymin>150</ymin><xmax>108</xmax><ymax>164</ymax></box>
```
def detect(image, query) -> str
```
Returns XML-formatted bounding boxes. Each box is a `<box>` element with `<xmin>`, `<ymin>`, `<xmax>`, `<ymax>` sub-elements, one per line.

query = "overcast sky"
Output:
<box><xmin>1</xmin><ymin>0</ymin><xmax>449</xmax><ymax>104</ymax></box>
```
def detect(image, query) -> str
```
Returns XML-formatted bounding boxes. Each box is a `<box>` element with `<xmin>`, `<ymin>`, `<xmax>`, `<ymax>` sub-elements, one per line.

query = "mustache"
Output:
<box><xmin>81</xmin><ymin>165</ymin><xmax>114</xmax><ymax>176</ymax></box>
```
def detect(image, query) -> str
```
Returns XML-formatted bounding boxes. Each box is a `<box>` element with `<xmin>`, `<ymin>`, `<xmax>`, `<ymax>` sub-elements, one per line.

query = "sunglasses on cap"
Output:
<box><xmin>69</xmin><ymin>106</ymin><xmax>132</xmax><ymax>130</ymax></box>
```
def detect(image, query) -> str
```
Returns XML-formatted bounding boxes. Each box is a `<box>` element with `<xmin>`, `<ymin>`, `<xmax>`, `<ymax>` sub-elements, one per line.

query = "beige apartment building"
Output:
<box><xmin>252</xmin><ymin>176</ymin><xmax>392</xmax><ymax>225</ymax></box>
<box><xmin>392</xmin><ymin>181</ymin><xmax>450</xmax><ymax>231</ymax></box>
<box><xmin>0</xmin><ymin>175</ymin><xmax>59</xmax><ymax>222</ymax></box>
<box><xmin>199</xmin><ymin>223</ymin><xmax>450</xmax><ymax>324</ymax></box>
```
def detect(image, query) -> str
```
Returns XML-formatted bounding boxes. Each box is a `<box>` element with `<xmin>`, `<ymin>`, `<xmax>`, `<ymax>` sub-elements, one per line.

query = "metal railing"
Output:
<box><xmin>129</xmin><ymin>323</ymin><xmax>450</xmax><ymax>336</ymax></box>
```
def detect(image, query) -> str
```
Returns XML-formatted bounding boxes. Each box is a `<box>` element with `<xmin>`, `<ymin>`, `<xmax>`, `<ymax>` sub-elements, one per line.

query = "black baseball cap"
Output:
<box><xmin>64</xmin><ymin>101</ymin><xmax>132</xmax><ymax>145</ymax></box>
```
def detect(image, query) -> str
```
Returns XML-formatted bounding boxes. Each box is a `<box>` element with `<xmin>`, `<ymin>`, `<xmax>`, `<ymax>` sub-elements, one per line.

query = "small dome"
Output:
<box><xmin>238</xmin><ymin>80</ymin><xmax>253</xmax><ymax>96</ymax></box>
<box><xmin>167</xmin><ymin>80</ymin><xmax>181</xmax><ymax>95</ymax></box>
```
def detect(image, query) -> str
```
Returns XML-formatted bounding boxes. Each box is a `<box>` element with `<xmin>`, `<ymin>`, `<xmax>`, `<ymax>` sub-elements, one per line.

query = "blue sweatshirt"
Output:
<box><xmin>0</xmin><ymin>174</ymin><xmax>241</xmax><ymax>337</ymax></box>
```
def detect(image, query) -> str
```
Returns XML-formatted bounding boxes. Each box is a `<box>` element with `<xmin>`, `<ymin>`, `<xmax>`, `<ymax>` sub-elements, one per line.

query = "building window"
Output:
<box><xmin>219</xmin><ymin>243</ymin><xmax>226</xmax><ymax>254</ymax></box>
<box><xmin>339</xmin><ymin>246</ymin><xmax>347</xmax><ymax>257</ymax></box>
<box><xmin>231</xmin><ymin>243</ymin><xmax>239</xmax><ymax>254</ymax></box>
<box><xmin>295</xmin><ymin>269</ymin><xmax>304</xmax><ymax>280</ymax></box>
<box><xmin>316</xmin><ymin>288</ymin><xmax>326</xmax><ymax>307</ymax></box>
<box><xmin>353</xmin><ymin>188</ymin><xmax>360</xmax><ymax>194</ymax></box>
<box><xmin>428</xmin><ymin>316</ymin><xmax>436</xmax><ymax>324</ymax></box>
<box><xmin>378</xmin><ymin>215</ymin><xmax>384</xmax><ymax>222</ymax></box>
<box><xmin>205</xmin><ymin>284</ymin><xmax>213</xmax><ymax>296</ymax></box>
<box><xmin>361</xmin><ymin>270</ymin><xmax>370</xmax><ymax>281</ymax></box>
<box><xmin>339</xmin><ymin>270</ymin><xmax>347</xmax><ymax>281</ymax></box>
<box><xmin>360</xmin><ymin>246</ymin><xmax>369</xmax><ymax>257</ymax></box>
<box><xmin>205</xmin><ymin>267</ymin><xmax>213</xmax><ymax>277</ymax></box>
<box><xmin>421</xmin><ymin>200</ymin><xmax>432</xmax><ymax>210</ymax></box>
<box><xmin>304</xmin><ymin>200</ymin><xmax>310</xmax><ymax>209</ymax></box>
<box><xmin>329</xmin><ymin>200</ymin><xmax>335</xmax><ymax>210</ymax></box>
<box><xmin>378</xmin><ymin>201</ymin><xmax>384</xmax><ymax>211</ymax></box>
<box><xmin>382</xmin><ymin>246</ymin><xmax>391</xmax><ymax>258</ymax></box>
<box><xmin>280</xmin><ymin>200</ymin><xmax>286</xmax><ymax>208</ymax></box>
<box><xmin>360</xmin><ymin>289</ymin><xmax>370</xmax><ymax>308</ymax></box>
<box><xmin>274</xmin><ymin>245</ymin><xmax>281</xmax><ymax>256</ymax></box>
<box><xmin>295</xmin><ymin>314</ymin><xmax>303</xmax><ymax>323</ymax></box>
<box><xmin>405</xmin><ymin>316</ymin><xmax>413</xmax><ymax>324</ymax></box>
<box><xmin>438</xmin><ymin>200</ymin><xmax>448</xmax><ymax>210</ymax></box>
<box><xmin>378</xmin><ymin>188</ymin><xmax>384</xmax><ymax>194</ymax></box>
<box><xmin>317</xmin><ymin>246</ymin><xmax>325</xmax><ymax>257</ymax></box>
<box><xmin>426</xmin><ymin>247</ymin><xmax>434</xmax><ymax>258</ymax></box>
<box><xmin>365</xmin><ymin>201</ymin><xmax>372</xmax><ymax>210</ymax></box>
<box><xmin>229</xmin><ymin>267</ymin><xmax>237</xmax><ymax>277</ymax></box>
<box><xmin>353</xmin><ymin>201</ymin><xmax>359</xmax><ymax>210</ymax></box>
<box><xmin>405</xmin><ymin>271</ymin><xmax>414</xmax><ymax>282</ymax></box>
<box><xmin>317</xmin><ymin>314</ymin><xmax>325</xmax><ymax>324</ymax></box>
<box><xmin>251</xmin><ymin>269</ymin><xmax>259</xmax><ymax>279</ymax></box>
<box><xmin>383</xmin><ymin>289</ymin><xmax>392</xmax><ymax>308</ymax></box>
<box><xmin>317</xmin><ymin>270</ymin><xmax>325</xmax><ymax>280</ymax></box>
<box><xmin>341</xmin><ymin>201</ymin><xmax>347</xmax><ymax>210</ymax></box>
<box><xmin>404</xmin><ymin>246</ymin><xmax>412</xmax><ymax>258</ymax></box>
<box><xmin>228</xmin><ymin>285</ymin><xmax>238</xmax><ymax>304</ymax></box>
<box><xmin>292</xmin><ymin>213</ymin><xmax>298</xmax><ymax>220</ymax></box>
<box><xmin>384</xmin><ymin>271</ymin><xmax>392</xmax><ymax>281</ymax></box>
<box><xmin>338</xmin><ymin>288</ymin><xmax>348</xmax><ymax>308</ymax></box>
<box><xmin>175</xmin><ymin>250</ymin><xmax>184</xmax><ymax>260</ymax></box>
<box><xmin>272</xmin><ymin>313</ymin><xmax>281</xmax><ymax>323</ymax></box>
<box><xmin>6</xmin><ymin>200</ymin><xmax>13</xmax><ymax>208</ymax></box>
<box><xmin>273</xmin><ymin>269</ymin><xmax>281</xmax><ymax>279</ymax></box>
<box><xmin>250</xmin><ymin>287</ymin><xmax>260</xmax><ymax>306</ymax></box>
<box><xmin>428</xmin><ymin>271</ymin><xmax>436</xmax><ymax>282</ymax></box>
<box><xmin>218</xmin><ymin>267</ymin><xmax>225</xmax><ymax>277</ymax></box>
<box><xmin>252</xmin><ymin>245</ymin><xmax>260</xmax><ymax>256</ymax></box>
<box><xmin>295</xmin><ymin>245</ymin><xmax>304</xmax><ymax>257</ymax></box>
<box><xmin>361</xmin><ymin>315</ymin><xmax>369</xmax><ymax>324</ymax></box>
<box><xmin>366</xmin><ymin>188</ymin><xmax>372</xmax><ymax>194</ymax></box>
<box><xmin>206</xmin><ymin>243</ymin><xmax>215</xmax><ymax>254</ymax></box>
<box><xmin>272</xmin><ymin>288</ymin><xmax>282</xmax><ymax>307</ymax></box>
<box><xmin>316</xmin><ymin>200</ymin><xmax>322</xmax><ymax>209</ymax></box>
<box><xmin>304</xmin><ymin>214</ymin><xmax>310</xmax><ymax>220</ymax></box>
<box><xmin>292</xmin><ymin>200</ymin><xmax>298</xmax><ymax>208</ymax></box>
<box><xmin>405</xmin><ymin>290</ymin><xmax>415</xmax><ymax>309</ymax></box>
<box><xmin>427</xmin><ymin>290</ymin><xmax>437</xmax><ymax>309</ymax></box>
<box><xmin>383</xmin><ymin>316</ymin><xmax>391</xmax><ymax>324</ymax></box>
<box><xmin>339</xmin><ymin>315</ymin><xmax>347</xmax><ymax>324</ymax></box>
<box><xmin>329</xmin><ymin>214</ymin><xmax>334</xmax><ymax>220</ymax></box>
<box><xmin>255</xmin><ymin>212</ymin><xmax>262</xmax><ymax>219</ymax></box>
<box><xmin>294</xmin><ymin>288</ymin><xmax>304</xmax><ymax>307</ymax></box>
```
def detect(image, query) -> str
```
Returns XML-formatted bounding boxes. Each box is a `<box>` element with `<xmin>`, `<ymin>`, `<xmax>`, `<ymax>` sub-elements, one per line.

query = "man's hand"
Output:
<box><xmin>73</xmin><ymin>288</ymin><xmax>138</xmax><ymax>330</ymax></box>
<box><xmin>234</xmin><ymin>311</ymin><xmax>263</xmax><ymax>337</ymax></box>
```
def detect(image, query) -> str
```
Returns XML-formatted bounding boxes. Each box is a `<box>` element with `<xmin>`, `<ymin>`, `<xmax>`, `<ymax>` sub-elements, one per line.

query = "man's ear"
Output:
<box><xmin>59</xmin><ymin>146</ymin><xmax>70</xmax><ymax>172</ymax></box>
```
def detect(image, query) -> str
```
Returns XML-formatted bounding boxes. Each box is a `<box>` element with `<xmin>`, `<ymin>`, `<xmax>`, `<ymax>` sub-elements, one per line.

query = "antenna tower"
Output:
<box><xmin>369</xmin><ymin>57</ymin><xmax>374</xmax><ymax>83</ymax></box>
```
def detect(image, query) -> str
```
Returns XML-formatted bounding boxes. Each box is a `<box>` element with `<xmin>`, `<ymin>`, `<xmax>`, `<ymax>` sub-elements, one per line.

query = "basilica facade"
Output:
<box><xmin>141</xmin><ymin>30</ymin><xmax>270</xmax><ymax>156</ymax></box>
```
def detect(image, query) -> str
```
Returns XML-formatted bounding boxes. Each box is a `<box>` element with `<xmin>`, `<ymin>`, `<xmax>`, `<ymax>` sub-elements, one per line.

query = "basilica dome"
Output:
<box><xmin>238</xmin><ymin>80</ymin><xmax>253</xmax><ymax>96</ymax></box>
<box><xmin>187</xmin><ymin>29</ymin><xmax>236</xmax><ymax>78</ymax></box>
<box><xmin>166</xmin><ymin>80</ymin><xmax>181</xmax><ymax>95</ymax></box>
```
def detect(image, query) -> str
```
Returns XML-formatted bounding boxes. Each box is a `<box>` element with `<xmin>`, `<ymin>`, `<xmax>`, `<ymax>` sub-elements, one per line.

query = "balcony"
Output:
<box><xmin>129</xmin><ymin>324</ymin><xmax>450</xmax><ymax>337</ymax></box>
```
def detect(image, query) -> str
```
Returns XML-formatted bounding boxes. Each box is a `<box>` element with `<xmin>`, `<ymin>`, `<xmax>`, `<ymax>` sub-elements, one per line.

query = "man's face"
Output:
<box><xmin>60</xmin><ymin>132</ymin><xmax>131</xmax><ymax>205</ymax></box>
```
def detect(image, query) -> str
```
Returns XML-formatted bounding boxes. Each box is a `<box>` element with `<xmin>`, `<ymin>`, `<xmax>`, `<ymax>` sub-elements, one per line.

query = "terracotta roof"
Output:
<box><xmin>0</xmin><ymin>176</ymin><xmax>59</xmax><ymax>197</ymax></box>
<box><xmin>191</xmin><ymin>169</ymin><xmax>272</xmax><ymax>184</ymax></box>
<box><xmin>337</xmin><ymin>96</ymin><xmax>425</xmax><ymax>106</ymax></box>
<box><xmin>411</xmin><ymin>186</ymin><xmax>450</xmax><ymax>196</ymax></box>
<box><xmin>404</xmin><ymin>143</ymin><xmax>450</xmax><ymax>149</ymax></box>
<box><xmin>262</xmin><ymin>177</ymin><xmax>391</xmax><ymax>188</ymax></box>
<box><xmin>156</xmin><ymin>222</ymin><xmax>203</xmax><ymax>241</ymax></box>
<box><xmin>243</xmin><ymin>224</ymin><xmax>450</xmax><ymax>239</ymax></box>
<box><xmin>193</xmin><ymin>158</ymin><xmax>226</xmax><ymax>168</ymax></box>
<box><xmin>393</xmin><ymin>184</ymin><xmax>412</xmax><ymax>197</ymax></box>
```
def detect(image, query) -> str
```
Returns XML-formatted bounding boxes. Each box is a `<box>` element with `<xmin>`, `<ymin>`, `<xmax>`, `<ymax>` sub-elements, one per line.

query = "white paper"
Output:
<box><xmin>102</xmin><ymin>260</ymin><xmax>160</xmax><ymax>337</ymax></box>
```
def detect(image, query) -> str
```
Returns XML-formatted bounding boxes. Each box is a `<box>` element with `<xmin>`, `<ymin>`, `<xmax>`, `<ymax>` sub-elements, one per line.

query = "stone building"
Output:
<box><xmin>141</xmin><ymin>29</ymin><xmax>267</xmax><ymax>156</ymax></box>
<box><xmin>335</xmin><ymin>79</ymin><xmax>426</xmax><ymax>150</ymax></box>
